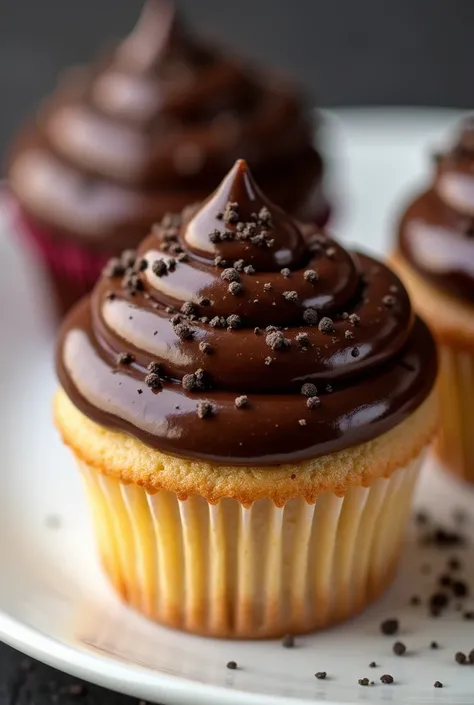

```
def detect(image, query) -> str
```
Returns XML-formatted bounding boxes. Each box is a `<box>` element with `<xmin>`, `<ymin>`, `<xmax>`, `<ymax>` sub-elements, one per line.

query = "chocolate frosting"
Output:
<box><xmin>8</xmin><ymin>0</ymin><xmax>326</xmax><ymax>251</ymax></box>
<box><xmin>399</xmin><ymin>117</ymin><xmax>474</xmax><ymax>303</ymax></box>
<box><xmin>57</xmin><ymin>160</ymin><xmax>436</xmax><ymax>466</ymax></box>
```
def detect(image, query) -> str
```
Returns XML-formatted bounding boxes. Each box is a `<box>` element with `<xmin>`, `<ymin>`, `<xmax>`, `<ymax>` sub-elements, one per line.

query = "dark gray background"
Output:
<box><xmin>1</xmin><ymin>0</ymin><xmax>474</xmax><ymax>163</ymax></box>
<box><xmin>0</xmin><ymin>0</ymin><xmax>472</xmax><ymax>700</ymax></box>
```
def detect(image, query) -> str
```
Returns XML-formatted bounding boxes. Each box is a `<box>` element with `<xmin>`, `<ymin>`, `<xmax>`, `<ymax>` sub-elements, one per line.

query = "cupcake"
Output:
<box><xmin>55</xmin><ymin>160</ymin><xmax>436</xmax><ymax>638</ymax></box>
<box><xmin>7</xmin><ymin>0</ymin><xmax>327</xmax><ymax>317</ymax></box>
<box><xmin>393</xmin><ymin>118</ymin><xmax>474</xmax><ymax>483</ymax></box>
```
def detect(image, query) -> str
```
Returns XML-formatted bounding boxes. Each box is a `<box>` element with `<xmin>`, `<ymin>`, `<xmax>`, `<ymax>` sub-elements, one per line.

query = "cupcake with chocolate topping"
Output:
<box><xmin>6</xmin><ymin>0</ymin><xmax>327</xmax><ymax>317</ymax></box>
<box><xmin>393</xmin><ymin>117</ymin><xmax>474</xmax><ymax>484</ymax></box>
<box><xmin>55</xmin><ymin>160</ymin><xmax>436</xmax><ymax>638</ymax></box>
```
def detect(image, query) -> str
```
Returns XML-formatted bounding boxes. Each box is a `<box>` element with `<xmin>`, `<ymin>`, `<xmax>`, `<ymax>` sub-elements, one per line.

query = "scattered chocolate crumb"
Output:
<box><xmin>181</xmin><ymin>301</ymin><xmax>196</xmax><ymax>316</ymax></box>
<box><xmin>298</xmin><ymin>419</ymin><xmax>307</xmax><ymax>426</ymax></box>
<box><xmin>304</xmin><ymin>269</ymin><xmax>319</xmax><ymax>283</ymax></box>
<box><xmin>199</xmin><ymin>341</ymin><xmax>213</xmax><ymax>354</ymax></box>
<box><xmin>344</xmin><ymin>329</ymin><xmax>354</xmax><ymax>340</ymax></box>
<box><xmin>410</xmin><ymin>595</ymin><xmax>421</xmax><ymax>606</ymax></box>
<box><xmin>103</xmin><ymin>257</ymin><xmax>125</xmax><ymax>278</ymax></box>
<box><xmin>214</xmin><ymin>256</ymin><xmax>228</xmax><ymax>268</ymax></box>
<box><xmin>439</xmin><ymin>574</ymin><xmax>452</xmax><ymax>588</ymax></box>
<box><xmin>233</xmin><ymin>259</ymin><xmax>245</xmax><ymax>271</ymax></box>
<box><xmin>223</xmin><ymin>201</ymin><xmax>239</xmax><ymax>224</ymax></box>
<box><xmin>326</xmin><ymin>384</ymin><xmax>333</xmax><ymax>393</ymax></box>
<box><xmin>303</xmin><ymin>307</ymin><xmax>319</xmax><ymax>326</ymax></box>
<box><xmin>463</xmin><ymin>611</ymin><xmax>474</xmax><ymax>620</ymax></box>
<box><xmin>296</xmin><ymin>332</ymin><xmax>310</xmax><ymax>347</ymax></box>
<box><xmin>281</xmin><ymin>268</ymin><xmax>291</xmax><ymax>277</ymax></box>
<box><xmin>469</xmin><ymin>649</ymin><xmax>474</xmax><ymax>664</ymax></box>
<box><xmin>455</xmin><ymin>651</ymin><xmax>467</xmax><ymax>665</ymax></box>
<box><xmin>210</xmin><ymin>316</ymin><xmax>226</xmax><ymax>328</ymax></box>
<box><xmin>318</xmin><ymin>317</ymin><xmax>334</xmax><ymax>333</ymax></box>
<box><xmin>369</xmin><ymin>662</ymin><xmax>377</xmax><ymax>668</ymax></box>
<box><xmin>117</xmin><ymin>352</ymin><xmax>134</xmax><ymax>365</ymax></box>
<box><xmin>227</xmin><ymin>314</ymin><xmax>242</xmax><ymax>329</ymax></box>
<box><xmin>177</xmin><ymin>252</ymin><xmax>189</xmax><ymax>262</ymax></box>
<box><xmin>228</xmin><ymin>281</ymin><xmax>243</xmax><ymax>296</ymax></box>
<box><xmin>381</xmin><ymin>619</ymin><xmax>399</xmax><ymax>635</ymax></box>
<box><xmin>182</xmin><ymin>369</ymin><xmax>209</xmax><ymax>392</ymax></box>
<box><xmin>351</xmin><ymin>347</ymin><xmax>360</xmax><ymax>358</ymax></box>
<box><xmin>263</xmin><ymin>282</ymin><xmax>272</xmax><ymax>292</ymax></box>
<box><xmin>380</xmin><ymin>675</ymin><xmax>394</xmax><ymax>684</ymax></box>
<box><xmin>264</xmin><ymin>356</ymin><xmax>273</xmax><ymax>365</ymax></box>
<box><xmin>358</xmin><ymin>678</ymin><xmax>370</xmax><ymax>687</ymax></box>
<box><xmin>307</xmin><ymin>396</ymin><xmax>321</xmax><ymax>410</ymax></box>
<box><xmin>448</xmin><ymin>557</ymin><xmax>461</xmax><ymax>571</ymax></box>
<box><xmin>393</xmin><ymin>641</ymin><xmax>406</xmax><ymax>656</ymax></box>
<box><xmin>326</xmin><ymin>246</ymin><xmax>336</xmax><ymax>259</ymax></box>
<box><xmin>244</xmin><ymin>265</ymin><xmax>255</xmax><ymax>275</ymax></box>
<box><xmin>349</xmin><ymin>313</ymin><xmax>360</xmax><ymax>326</ymax></box>
<box><xmin>174</xmin><ymin>323</ymin><xmax>194</xmax><ymax>340</ymax></box>
<box><xmin>431</xmin><ymin>641</ymin><xmax>439</xmax><ymax>649</ymax></box>
<box><xmin>135</xmin><ymin>258</ymin><xmax>148</xmax><ymax>272</ymax></box>
<box><xmin>145</xmin><ymin>373</ymin><xmax>162</xmax><ymax>389</ymax></box>
<box><xmin>147</xmin><ymin>361</ymin><xmax>161</xmax><ymax>373</ymax></box>
<box><xmin>452</xmin><ymin>580</ymin><xmax>469</xmax><ymax>598</ymax></box>
<box><xmin>137</xmin><ymin>389</ymin><xmax>143</xmax><ymax>394</ymax></box>
<box><xmin>235</xmin><ymin>395</ymin><xmax>248</xmax><ymax>409</ymax></box>
<box><xmin>282</xmin><ymin>634</ymin><xmax>295</xmax><ymax>648</ymax></box>
<box><xmin>199</xmin><ymin>297</ymin><xmax>212</xmax><ymax>307</ymax></box>
<box><xmin>221</xmin><ymin>268</ymin><xmax>240</xmax><ymax>282</ymax></box>
<box><xmin>152</xmin><ymin>259</ymin><xmax>168</xmax><ymax>277</ymax></box>
<box><xmin>105</xmin><ymin>292</ymin><xmax>116</xmax><ymax>301</ymax></box>
<box><xmin>434</xmin><ymin>681</ymin><xmax>443</xmax><ymax>688</ymax></box>
<box><xmin>382</xmin><ymin>294</ymin><xmax>396</xmax><ymax>307</ymax></box>
<box><xmin>266</xmin><ymin>330</ymin><xmax>289</xmax><ymax>350</ymax></box>
<box><xmin>226</xmin><ymin>660</ymin><xmax>237</xmax><ymax>670</ymax></box>
<box><xmin>165</xmin><ymin>306</ymin><xmax>175</xmax><ymax>314</ymax></box>
<box><xmin>315</xmin><ymin>672</ymin><xmax>327</xmax><ymax>680</ymax></box>
<box><xmin>301</xmin><ymin>382</ymin><xmax>318</xmax><ymax>397</ymax></box>
<box><xmin>121</xmin><ymin>249</ymin><xmax>136</xmax><ymax>268</ymax></box>
<box><xmin>283</xmin><ymin>290</ymin><xmax>298</xmax><ymax>303</ymax></box>
<box><xmin>197</xmin><ymin>400</ymin><xmax>215</xmax><ymax>419</ymax></box>
<box><xmin>430</xmin><ymin>593</ymin><xmax>449</xmax><ymax>611</ymax></box>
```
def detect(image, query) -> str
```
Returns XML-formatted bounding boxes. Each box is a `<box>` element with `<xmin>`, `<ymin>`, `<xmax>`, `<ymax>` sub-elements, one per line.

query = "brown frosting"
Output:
<box><xmin>57</xmin><ymin>160</ymin><xmax>436</xmax><ymax>466</ymax></box>
<box><xmin>8</xmin><ymin>0</ymin><xmax>326</xmax><ymax>251</ymax></box>
<box><xmin>399</xmin><ymin>117</ymin><xmax>474</xmax><ymax>303</ymax></box>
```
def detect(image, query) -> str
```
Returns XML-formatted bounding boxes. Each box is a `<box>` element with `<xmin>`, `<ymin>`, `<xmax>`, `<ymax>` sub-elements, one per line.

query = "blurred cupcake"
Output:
<box><xmin>393</xmin><ymin>117</ymin><xmax>474</xmax><ymax>483</ymax></box>
<box><xmin>7</xmin><ymin>0</ymin><xmax>327</xmax><ymax>317</ymax></box>
<box><xmin>55</xmin><ymin>160</ymin><xmax>436</xmax><ymax>638</ymax></box>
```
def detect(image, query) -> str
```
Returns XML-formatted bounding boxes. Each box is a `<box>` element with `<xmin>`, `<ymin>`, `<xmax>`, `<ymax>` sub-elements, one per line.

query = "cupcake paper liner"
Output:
<box><xmin>437</xmin><ymin>345</ymin><xmax>474</xmax><ymax>483</ymax></box>
<box><xmin>79</xmin><ymin>451</ymin><xmax>424</xmax><ymax>639</ymax></box>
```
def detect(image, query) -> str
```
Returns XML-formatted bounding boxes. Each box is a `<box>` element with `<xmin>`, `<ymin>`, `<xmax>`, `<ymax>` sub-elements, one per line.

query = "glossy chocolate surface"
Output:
<box><xmin>399</xmin><ymin>118</ymin><xmax>474</xmax><ymax>303</ymax></box>
<box><xmin>57</xmin><ymin>161</ymin><xmax>436</xmax><ymax>466</ymax></box>
<box><xmin>8</xmin><ymin>0</ymin><xmax>326</xmax><ymax>251</ymax></box>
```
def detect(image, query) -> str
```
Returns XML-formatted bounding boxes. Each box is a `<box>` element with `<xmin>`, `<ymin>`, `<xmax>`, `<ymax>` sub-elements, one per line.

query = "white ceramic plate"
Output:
<box><xmin>1</xmin><ymin>108</ymin><xmax>474</xmax><ymax>705</ymax></box>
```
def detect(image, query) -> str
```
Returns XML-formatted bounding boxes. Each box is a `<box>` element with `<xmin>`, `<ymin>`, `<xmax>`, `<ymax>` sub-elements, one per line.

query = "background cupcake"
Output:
<box><xmin>6</xmin><ymin>0</ymin><xmax>327</xmax><ymax>317</ymax></box>
<box><xmin>55</xmin><ymin>160</ymin><xmax>436</xmax><ymax>638</ymax></box>
<box><xmin>393</xmin><ymin>118</ymin><xmax>474</xmax><ymax>484</ymax></box>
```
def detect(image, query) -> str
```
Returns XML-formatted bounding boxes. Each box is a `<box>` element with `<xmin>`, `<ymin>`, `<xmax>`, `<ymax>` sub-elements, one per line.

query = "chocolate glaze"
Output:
<box><xmin>8</xmin><ymin>0</ymin><xmax>327</xmax><ymax>252</ymax></box>
<box><xmin>57</xmin><ymin>161</ymin><xmax>436</xmax><ymax>466</ymax></box>
<box><xmin>399</xmin><ymin>117</ymin><xmax>474</xmax><ymax>303</ymax></box>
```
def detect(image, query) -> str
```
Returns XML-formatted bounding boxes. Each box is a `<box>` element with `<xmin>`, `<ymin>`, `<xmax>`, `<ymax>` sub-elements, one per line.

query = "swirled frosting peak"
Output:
<box><xmin>399</xmin><ymin>117</ymin><xmax>474</xmax><ymax>302</ymax></box>
<box><xmin>9</xmin><ymin>0</ymin><xmax>326</xmax><ymax>249</ymax></box>
<box><xmin>57</xmin><ymin>161</ymin><xmax>436</xmax><ymax>465</ymax></box>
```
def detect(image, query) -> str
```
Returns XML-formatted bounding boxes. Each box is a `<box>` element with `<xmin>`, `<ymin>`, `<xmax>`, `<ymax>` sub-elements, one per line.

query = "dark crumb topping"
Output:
<box><xmin>234</xmin><ymin>395</ymin><xmax>249</xmax><ymax>409</ymax></box>
<box><xmin>244</xmin><ymin>265</ymin><xmax>255</xmax><ymax>275</ymax></box>
<box><xmin>117</xmin><ymin>352</ymin><xmax>134</xmax><ymax>365</ymax></box>
<box><xmin>307</xmin><ymin>396</ymin><xmax>321</xmax><ymax>410</ymax></box>
<box><xmin>197</xmin><ymin>400</ymin><xmax>215</xmax><ymax>419</ymax></box>
<box><xmin>455</xmin><ymin>651</ymin><xmax>467</xmax><ymax>664</ymax></box>
<box><xmin>326</xmin><ymin>246</ymin><xmax>336</xmax><ymax>259</ymax></box>
<box><xmin>380</xmin><ymin>675</ymin><xmax>394</xmax><ymax>684</ymax></box>
<box><xmin>227</xmin><ymin>314</ymin><xmax>242</xmax><ymax>329</ymax></box>
<box><xmin>358</xmin><ymin>678</ymin><xmax>370</xmax><ymax>687</ymax></box>
<box><xmin>174</xmin><ymin>323</ymin><xmax>195</xmax><ymax>340</ymax></box>
<box><xmin>263</xmin><ymin>282</ymin><xmax>272</xmax><ymax>292</ymax></box>
<box><xmin>145</xmin><ymin>373</ymin><xmax>162</xmax><ymax>389</ymax></box>
<box><xmin>221</xmin><ymin>268</ymin><xmax>240</xmax><ymax>282</ymax></box>
<box><xmin>434</xmin><ymin>681</ymin><xmax>443</xmax><ymax>688</ymax></box>
<box><xmin>315</xmin><ymin>672</ymin><xmax>327</xmax><ymax>680</ymax></box>
<box><xmin>152</xmin><ymin>259</ymin><xmax>168</xmax><ymax>277</ymax></box>
<box><xmin>393</xmin><ymin>641</ymin><xmax>406</xmax><ymax>656</ymax></box>
<box><xmin>303</xmin><ymin>307</ymin><xmax>319</xmax><ymax>326</ymax></box>
<box><xmin>349</xmin><ymin>313</ymin><xmax>360</xmax><ymax>326</ymax></box>
<box><xmin>298</xmin><ymin>419</ymin><xmax>307</xmax><ymax>426</ymax></box>
<box><xmin>345</xmin><ymin>329</ymin><xmax>355</xmax><ymax>340</ymax></box>
<box><xmin>296</xmin><ymin>332</ymin><xmax>310</xmax><ymax>347</ymax></box>
<box><xmin>147</xmin><ymin>361</ymin><xmax>162</xmax><ymax>373</ymax></box>
<box><xmin>304</xmin><ymin>269</ymin><xmax>319</xmax><ymax>283</ymax></box>
<box><xmin>210</xmin><ymin>316</ymin><xmax>227</xmax><ymax>328</ymax></box>
<box><xmin>266</xmin><ymin>331</ymin><xmax>290</xmax><ymax>349</ymax></box>
<box><xmin>103</xmin><ymin>257</ymin><xmax>125</xmax><ymax>278</ymax></box>
<box><xmin>380</xmin><ymin>618</ymin><xmax>399</xmax><ymax>635</ymax></box>
<box><xmin>382</xmin><ymin>294</ymin><xmax>396</xmax><ymax>307</ymax></box>
<box><xmin>369</xmin><ymin>662</ymin><xmax>377</xmax><ymax>668</ymax></box>
<box><xmin>281</xmin><ymin>268</ymin><xmax>291</xmax><ymax>277</ymax></box>
<box><xmin>264</xmin><ymin>356</ymin><xmax>273</xmax><ymax>365</ymax></box>
<box><xmin>301</xmin><ymin>382</ymin><xmax>318</xmax><ymax>397</ymax></box>
<box><xmin>181</xmin><ymin>301</ymin><xmax>196</xmax><ymax>316</ymax></box>
<box><xmin>228</xmin><ymin>281</ymin><xmax>243</xmax><ymax>295</ymax></box>
<box><xmin>282</xmin><ymin>634</ymin><xmax>295</xmax><ymax>648</ymax></box>
<box><xmin>318</xmin><ymin>317</ymin><xmax>334</xmax><ymax>333</ymax></box>
<box><xmin>283</xmin><ymin>290</ymin><xmax>298</xmax><ymax>303</ymax></box>
<box><xmin>199</xmin><ymin>341</ymin><xmax>213</xmax><ymax>354</ymax></box>
<box><xmin>135</xmin><ymin>258</ymin><xmax>148</xmax><ymax>272</ymax></box>
<box><xmin>182</xmin><ymin>369</ymin><xmax>209</xmax><ymax>392</ymax></box>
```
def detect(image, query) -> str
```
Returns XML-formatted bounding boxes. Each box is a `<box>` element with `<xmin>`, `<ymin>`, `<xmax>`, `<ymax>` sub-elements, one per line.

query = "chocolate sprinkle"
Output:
<box><xmin>303</xmin><ymin>307</ymin><xmax>319</xmax><ymax>326</ymax></box>
<box><xmin>430</xmin><ymin>641</ymin><xmax>439</xmax><ymax>649</ymax></box>
<box><xmin>315</xmin><ymin>672</ymin><xmax>327</xmax><ymax>680</ymax></box>
<box><xmin>469</xmin><ymin>649</ymin><xmax>474</xmax><ymax>664</ymax></box>
<box><xmin>301</xmin><ymin>382</ymin><xmax>318</xmax><ymax>397</ymax></box>
<box><xmin>455</xmin><ymin>651</ymin><xmax>467</xmax><ymax>664</ymax></box>
<box><xmin>393</xmin><ymin>642</ymin><xmax>406</xmax><ymax>656</ymax></box>
<box><xmin>283</xmin><ymin>290</ymin><xmax>298</xmax><ymax>303</ymax></box>
<box><xmin>380</xmin><ymin>675</ymin><xmax>394</xmax><ymax>684</ymax></box>
<box><xmin>369</xmin><ymin>662</ymin><xmax>377</xmax><ymax>668</ymax></box>
<box><xmin>197</xmin><ymin>400</ymin><xmax>215</xmax><ymax>419</ymax></box>
<box><xmin>226</xmin><ymin>660</ymin><xmax>237</xmax><ymax>670</ymax></box>
<box><xmin>381</xmin><ymin>619</ymin><xmax>399</xmax><ymax>635</ymax></box>
<box><xmin>318</xmin><ymin>317</ymin><xmax>334</xmax><ymax>333</ymax></box>
<box><xmin>304</xmin><ymin>269</ymin><xmax>319</xmax><ymax>283</ymax></box>
<box><xmin>145</xmin><ymin>373</ymin><xmax>162</xmax><ymax>389</ymax></box>
<box><xmin>117</xmin><ymin>352</ymin><xmax>134</xmax><ymax>365</ymax></box>
<box><xmin>235</xmin><ymin>395</ymin><xmax>249</xmax><ymax>409</ymax></box>
<box><xmin>434</xmin><ymin>681</ymin><xmax>443</xmax><ymax>688</ymax></box>
<box><xmin>152</xmin><ymin>259</ymin><xmax>168</xmax><ymax>277</ymax></box>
